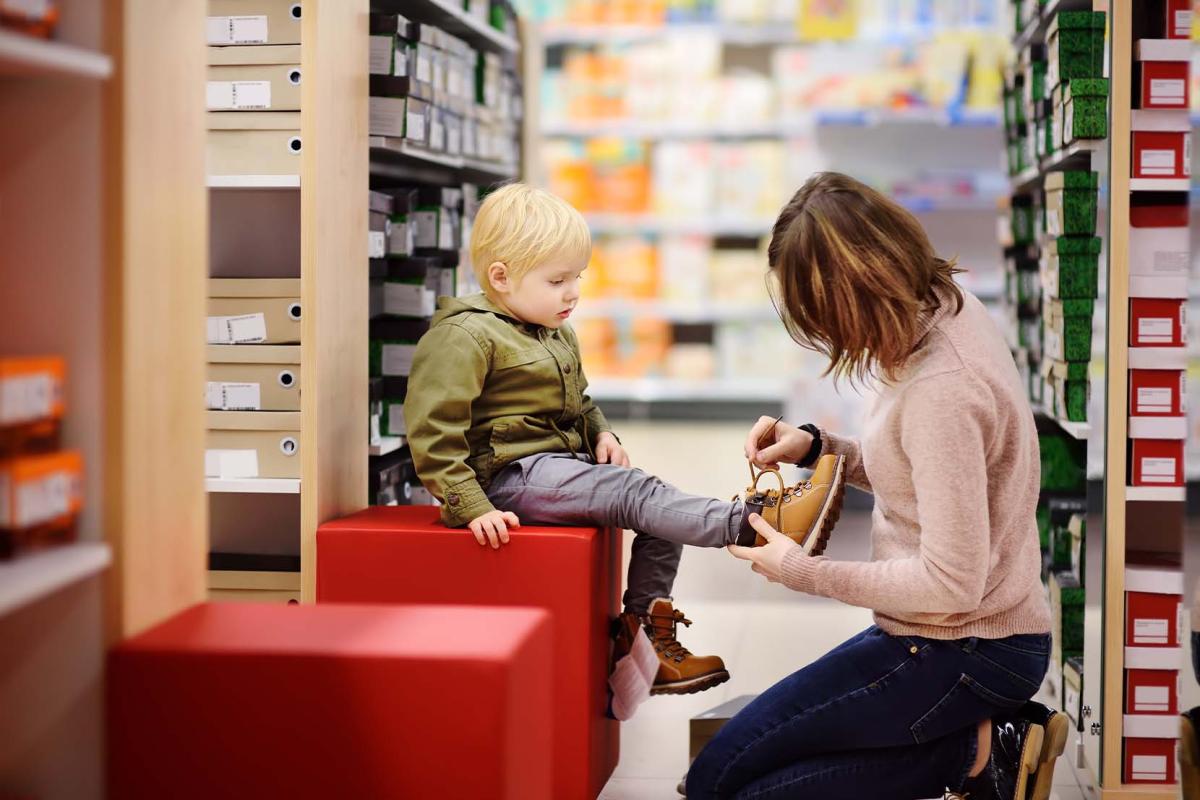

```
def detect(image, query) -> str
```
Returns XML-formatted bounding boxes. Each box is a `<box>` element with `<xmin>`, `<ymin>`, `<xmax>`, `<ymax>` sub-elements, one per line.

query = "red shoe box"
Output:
<box><xmin>1124</xmin><ymin>562</ymin><xmax>1183</xmax><ymax>648</ymax></box>
<box><xmin>1134</xmin><ymin>40</ymin><xmax>1191</xmax><ymax>110</ymax></box>
<box><xmin>1129</xmin><ymin>370</ymin><xmax>1186</xmax><ymax>416</ymax></box>
<box><xmin>1125</xmin><ymin>669</ymin><xmax>1179</xmax><ymax>715</ymax></box>
<box><xmin>1124</xmin><ymin>737</ymin><xmax>1177</xmax><ymax>784</ymax></box>
<box><xmin>1131</xmin><ymin>111</ymin><xmax>1191</xmax><ymax>179</ymax></box>
<box><xmin>1130</xmin><ymin>439</ymin><xmax>1185</xmax><ymax>486</ymax></box>
<box><xmin>1130</xmin><ymin>202</ymin><xmax>1189</xmax><ymax>297</ymax></box>
<box><xmin>1164</xmin><ymin>0</ymin><xmax>1193</xmax><ymax>39</ymax></box>
<box><xmin>1129</xmin><ymin>298</ymin><xmax>1186</xmax><ymax>348</ymax></box>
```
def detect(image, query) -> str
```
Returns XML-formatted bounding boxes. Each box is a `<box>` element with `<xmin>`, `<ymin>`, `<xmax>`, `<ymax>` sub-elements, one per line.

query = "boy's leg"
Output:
<box><xmin>486</xmin><ymin>453</ymin><xmax>746</xmax><ymax>549</ymax></box>
<box><xmin>623</xmin><ymin>534</ymin><xmax>682</xmax><ymax>614</ymax></box>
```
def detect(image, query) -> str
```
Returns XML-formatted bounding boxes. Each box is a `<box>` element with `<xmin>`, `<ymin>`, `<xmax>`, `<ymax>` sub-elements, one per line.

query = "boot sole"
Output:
<box><xmin>1028</xmin><ymin>712</ymin><xmax>1068</xmax><ymax>800</ymax></box>
<box><xmin>799</xmin><ymin>456</ymin><xmax>847</xmax><ymax>557</ymax></box>
<box><xmin>650</xmin><ymin>670</ymin><xmax>731</xmax><ymax>696</ymax></box>
<box><xmin>1181</xmin><ymin>715</ymin><xmax>1200</xmax><ymax>800</ymax></box>
<box><xmin>1013</xmin><ymin>723</ymin><xmax>1044</xmax><ymax>800</ymax></box>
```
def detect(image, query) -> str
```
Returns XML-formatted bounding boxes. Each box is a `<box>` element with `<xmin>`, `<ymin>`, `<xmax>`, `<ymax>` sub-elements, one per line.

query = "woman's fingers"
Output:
<box><xmin>745</xmin><ymin>415</ymin><xmax>778</xmax><ymax>459</ymax></box>
<box><xmin>747</xmin><ymin>513</ymin><xmax>783</xmax><ymax>542</ymax></box>
<box><xmin>726</xmin><ymin>544</ymin><xmax>757</xmax><ymax>562</ymax></box>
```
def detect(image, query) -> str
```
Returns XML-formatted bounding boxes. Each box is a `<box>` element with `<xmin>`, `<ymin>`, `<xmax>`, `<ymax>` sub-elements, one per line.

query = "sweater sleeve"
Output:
<box><xmin>817</xmin><ymin>427</ymin><xmax>872</xmax><ymax>493</ymax></box>
<box><xmin>783</xmin><ymin>372</ymin><xmax>994</xmax><ymax>616</ymax></box>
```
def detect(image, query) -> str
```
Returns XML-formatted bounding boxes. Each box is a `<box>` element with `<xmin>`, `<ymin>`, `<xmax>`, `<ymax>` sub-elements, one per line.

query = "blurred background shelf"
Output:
<box><xmin>0</xmin><ymin>543</ymin><xmax>112</xmax><ymax>619</ymax></box>
<box><xmin>0</xmin><ymin>29</ymin><xmax>112</xmax><ymax>78</ymax></box>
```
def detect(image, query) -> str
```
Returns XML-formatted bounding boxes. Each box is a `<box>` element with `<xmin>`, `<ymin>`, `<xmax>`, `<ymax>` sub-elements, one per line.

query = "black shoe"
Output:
<box><xmin>1016</xmin><ymin>702</ymin><xmax>1068</xmax><ymax>800</ymax></box>
<box><xmin>953</xmin><ymin>717</ymin><xmax>1045</xmax><ymax>800</ymax></box>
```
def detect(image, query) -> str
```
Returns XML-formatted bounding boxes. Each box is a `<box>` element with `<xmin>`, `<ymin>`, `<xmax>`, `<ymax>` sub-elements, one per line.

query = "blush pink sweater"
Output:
<box><xmin>781</xmin><ymin>289</ymin><xmax>1053</xmax><ymax>640</ymax></box>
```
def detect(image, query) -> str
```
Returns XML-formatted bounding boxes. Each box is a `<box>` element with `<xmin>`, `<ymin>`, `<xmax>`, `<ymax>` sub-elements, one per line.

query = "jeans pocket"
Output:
<box><xmin>968</xmin><ymin>637</ymin><xmax>1049</xmax><ymax>694</ymax></box>
<box><xmin>910</xmin><ymin>674</ymin><xmax>1026</xmax><ymax>745</ymax></box>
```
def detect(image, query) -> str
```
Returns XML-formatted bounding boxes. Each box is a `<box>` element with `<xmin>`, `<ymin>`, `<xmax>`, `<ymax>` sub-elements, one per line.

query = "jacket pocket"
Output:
<box><xmin>493</xmin><ymin>347</ymin><xmax>551</xmax><ymax>370</ymax></box>
<box><xmin>910</xmin><ymin>674</ymin><xmax>1026</xmax><ymax>745</ymax></box>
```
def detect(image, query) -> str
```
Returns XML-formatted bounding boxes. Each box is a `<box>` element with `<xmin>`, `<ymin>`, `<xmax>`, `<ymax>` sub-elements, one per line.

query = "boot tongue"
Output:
<box><xmin>645</xmin><ymin>599</ymin><xmax>677</xmax><ymax>640</ymax></box>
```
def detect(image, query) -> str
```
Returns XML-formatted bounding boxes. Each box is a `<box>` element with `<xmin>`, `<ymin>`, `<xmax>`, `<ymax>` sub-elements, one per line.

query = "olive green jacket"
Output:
<box><xmin>405</xmin><ymin>293</ymin><xmax>613</xmax><ymax>527</ymax></box>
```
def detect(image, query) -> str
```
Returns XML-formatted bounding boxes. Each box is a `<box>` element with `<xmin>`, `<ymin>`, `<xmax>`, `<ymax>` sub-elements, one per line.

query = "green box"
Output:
<box><xmin>1037</xmin><ymin>505</ymin><xmax>1052</xmax><ymax>550</ymax></box>
<box><xmin>1062</xmin><ymin>79</ymin><xmax>1109</xmax><ymax>143</ymax></box>
<box><xmin>1011</xmin><ymin>198</ymin><xmax>1036</xmax><ymax>245</ymax></box>
<box><xmin>1043</xmin><ymin>236</ymin><xmax>1101</xmax><ymax>300</ymax></box>
<box><xmin>1040</xmin><ymin>431</ymin><xmax>1087</xmax><ymax>492</ymax></box>
<box><xmin>1047</xmin><ymin>11</ymin><xmax>1106</xmax><ymax>89</ymax></box>
<box><xmin>1045</xmin><ymin>170</ymin><xmax>1098</xmax><ymax>236</ymax></box>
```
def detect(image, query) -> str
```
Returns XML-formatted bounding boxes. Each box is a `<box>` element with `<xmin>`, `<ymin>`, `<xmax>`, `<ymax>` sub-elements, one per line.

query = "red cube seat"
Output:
<box><xmin>108</xmin><ymin>602</ymin><xmax>553</xmax><ymax>800</ymax></box>
<box><xmin>317</xmin><ymin>505</ymin><xmax>622</xmax><ymax>800</ymax></box>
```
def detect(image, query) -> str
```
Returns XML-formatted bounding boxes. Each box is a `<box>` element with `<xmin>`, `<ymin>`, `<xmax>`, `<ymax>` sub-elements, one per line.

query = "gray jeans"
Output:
<box><xmin>486</xmin><ymin>452</ymin><xmax>745</xmax><ymax>614</ymax></box>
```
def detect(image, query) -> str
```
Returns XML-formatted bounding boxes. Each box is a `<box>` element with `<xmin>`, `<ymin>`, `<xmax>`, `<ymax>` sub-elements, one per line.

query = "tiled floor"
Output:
<box><xmin>596</xmin><ymin>422</ymin><xmax>1093</xmax><ymax>800</ymax></box>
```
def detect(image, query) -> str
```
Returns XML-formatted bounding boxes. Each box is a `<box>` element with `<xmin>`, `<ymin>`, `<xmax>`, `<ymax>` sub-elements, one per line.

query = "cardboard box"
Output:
<box><xmin>1044</xmin><ymin>170</ymin><xmax>1098</xmax><ymax>236</ymax></box>
<box><xmin>207</xmin><ymin>0</ymin><xmax>302</xmax><ymax>46</ymax></box>
<box><xmin>207</xmin><ymin>46</ymin><xmax>301</xmax><ymax>111</ymax></box>
<box><xmin>1134</xmin><ymin>40</ymin><xmax>1191</xmax><ymax>110</ymax></box>
<box><xmin>0</xmin><ymin>450</ymin><xmax>83</xmax><ymax>532</ymax></box>
<box><xmin>1041</xmin><ymin>236</ymin><xmax>1101</xmax><ymax>299</ymax></box>
<box><xmin>1130</xmin><ymin>438</ymin><xmax>1185</xmax><ymax>486</ymax></box>
<box><xmin>1050</xmin><ymin>571</ymin><xmax>1085</xmax><ymax>663</ymax></box>
<box><xmin>1129</xmin><ymin>202</ymin><xmax>1189</xmax><ymax>285</ymax></box>
<box><xmin>1164</xmin><ymin>0</ymin><xmax>1193</xmax><ymax>39</ymax></box>
<box><xmin>1129</xmin><ymin>369</ymin><xmax>1186</xmax><ymax>417</ymax></box>
<box><xmin>1125</xmin><ymin>669</ymin><xmax>1179</xmax><ymax>715</ymax></box>
<box><xmin>1129</xmin><ymin>298</ymin><xmax>1186</xmax><ymax>348</ymax></box>
<box><xmin>1131</xmin><ymin>110</ymin><xmax>1192</xmax><ymax>180</ymax></box>
<box><xmin>207</xmin><ymin>345</ymin><xmax>301</xmax><ymax>412</ymax></box>
<box><xmin>207</xmin><ymin>111</ymin><xmax>301</xmax><ymax>176</ymax></box>
<box><xmin>1068</xmin><ymin>513</ymin><xmax>1085</xmax><ymax>584</ymax></box>
<box><xmin>1064</xmin><ymin>656</ymin><xmax>1084</xmax><ymax>731</ymax></box>
<box><xmin>1060</xmin><ymin>79</ymin><xmax>1109</xmax><ymax>145</ymax></box>
<box><xmin>1042</xmin><ymin>359</ymin><xmax>1090</xmax><ymax>422</ymax></box>
<box><xmin>369</xmin><ymin>96</ymin><xmax>430</xmax><ymax>144</ymax></box>
<box><xmin>1126</xmin><ymin>591</ymin><xmax>1182</xmax><ymax>647</ymax></box>
<box><xmin>1046</xmin><ymin>11</ymin><xmax>1106</xmax><ymax>91</ymax></box>
<box><xmin>0</xmin><ymin>357</ymin><xmax>65</xmax><ymax>429</ymax></box>
<box><xmin>369</xmin><ymin>318</ymin><xmax>432</xmax><ymax>378</ymax></box>
<box><xmin>1124</xmin><ymin>737</ymin><xmax>1177</xmax><ymax>784</ymax></box>
<box><xmin>208</xmin><ymin>279</ymin><xmax>301</xmax><ymax>345</ymax></box>
<box><xmin>1043</xmin><ymin>298</ymin><xmax>1095</xmax><ymax>362</ymax></box>
<box><xmin>206</xmin><ymin>411</ymin><xmax>301</xmax><ymax>479</ymax></box>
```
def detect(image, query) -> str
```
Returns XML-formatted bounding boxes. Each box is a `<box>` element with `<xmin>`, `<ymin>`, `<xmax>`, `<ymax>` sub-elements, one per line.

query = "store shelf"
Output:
<box><xmin>376</xmin><ymin>0</ymin><xmax>517</xmax><ymax>53</ymax></box>
<box><xmin>1010</xmin><ymin>139</ymin><xmax>1105</xmax><ymax>193</ymax></box>
<box><xmin>573</xmin><ymin>301</ymin><xmax>778</xmax><ymax>323</ymax></box>
<box><xmin>584</xmin><ymin>214</ymin><xmax>773</xmax><ymax>237</ymax></box>
<box><xmin>206</xmin><ymin>478</ymin><xmax>301</xmax><ymax>494</ymax></box>
<box><xmin>369</xmin><ymin>437</ymin><xmax>406</xmax><ymax>457</ymax></box>
<box><xmin>0</xmin><ymin>29</ymin><xmax>113</xmax><ymax>79</ymax></box>
<box><xmin>587</xmin><ymin>378</ymin><xmax>790</xmax><ymax>403</ymax></box>
<box><xmin>0</xmin><ymin>542</ymin><xmax>112</xmax><ymax>619</ymax></box>
<box><xmin>207</xmin><ymin>175</ymin><xmax>301</xmax><ymax>189</ymax></box>
<box><xmin>1035</xmin><ymin>406</ymin><xmax>1091</xmax><ymax>440</ymax></box>
<box><xmin>539</xmin><ymin>23</ymin><xmax>993</xmax><ymax>48</ymax></box>
<box><xmin>369</xmin><ymin>137</ymin><xmax>517</xmax><ymax>181</ymax></box>
<box><xmin>1013</xmin><ymin>0</ymin><xmax>1095</xmax><ymax>52</ymax></box>
<box><xmin>1126</xmin><ymin>486</ymin><xmax>1186</xmax><ymax>502</ymax></box>
<box><xmin>1130</xmin><ymin>177</ymin><xmax>1190</xmax><ymax>192</ymax></box>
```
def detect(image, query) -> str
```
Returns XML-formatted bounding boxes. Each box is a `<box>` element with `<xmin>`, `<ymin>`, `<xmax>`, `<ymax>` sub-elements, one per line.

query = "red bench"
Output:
<box><xmin>108</xmin><ymin>602</ymin><xmax>553</xmax><ymax>800</ymax></box>
<box><xmin>317</xmin><ymin>505</ymin><xmax>622</xmax><ymax>800</ymax></box>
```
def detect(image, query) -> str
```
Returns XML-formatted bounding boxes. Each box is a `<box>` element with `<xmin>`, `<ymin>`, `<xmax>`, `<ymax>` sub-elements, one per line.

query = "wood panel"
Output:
<box><xmin>299</xmin><ymin>0</ymin><xmax>369</xmax><ymax>601</ymax></box>
<box><xmin>1101</xmin><ymin>0</ymin><xmax>1134</xmax><ymax>789</ymax></box>
<box><xmin>105</xmin><ymin>0</ymin><xmax>209</xmax><ymax>637</ymax></box>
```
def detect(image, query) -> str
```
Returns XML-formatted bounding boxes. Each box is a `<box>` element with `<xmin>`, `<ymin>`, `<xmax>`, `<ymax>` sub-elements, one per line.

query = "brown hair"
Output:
<box><xmin>767</xmin><ymin>171</ymin><xmax>964</xmax><ymax>384</ymax></box>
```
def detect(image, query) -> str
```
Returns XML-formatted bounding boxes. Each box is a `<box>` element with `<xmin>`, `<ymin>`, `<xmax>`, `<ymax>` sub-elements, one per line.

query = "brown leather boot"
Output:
<box><xmin>737</xmin><ymin>453</ymin><xmax>846</xmax><ymax>555</ymax></box>
<box><xmin>633</xmin><ymin>598</ymin><xmax>729</xmax><ymax>696</ymax></box>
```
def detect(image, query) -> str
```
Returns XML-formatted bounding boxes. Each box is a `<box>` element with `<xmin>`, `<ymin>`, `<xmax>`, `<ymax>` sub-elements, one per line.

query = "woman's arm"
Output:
<box><xmin>817</xmin><ymin>428</ymin><xmax>872</xmax><ymax>493</ymax></box>
<box><xmin>782</xmin><ymin>373</ymin><xmax>994</xmax><ymax>616</ymax></box>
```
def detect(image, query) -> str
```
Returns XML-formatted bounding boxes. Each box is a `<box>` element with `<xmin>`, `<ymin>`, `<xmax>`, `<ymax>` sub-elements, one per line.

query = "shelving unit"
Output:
<box><xmin>206</xmin><ymin>478</ymin><xmax>302</xmax><ymax>494</ymax></box>
<box><xmin>207</xmin><ymin>174</ymin><xmax>301</xmax><ymax>188</ymax></box>
<box><xmin>1</xmin><ymin>3</ymin><xmax>208</xmax><ymax>796</ymax></box>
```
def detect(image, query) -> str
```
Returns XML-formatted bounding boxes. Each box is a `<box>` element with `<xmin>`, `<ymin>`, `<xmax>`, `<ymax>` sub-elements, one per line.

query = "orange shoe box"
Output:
<box><xmin>0</xmin><ymin>451</ymin><xmax>83</xmax><ymax>532</ymax></box>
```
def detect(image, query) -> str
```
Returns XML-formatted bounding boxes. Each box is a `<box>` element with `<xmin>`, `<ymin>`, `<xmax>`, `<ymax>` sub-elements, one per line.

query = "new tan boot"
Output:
<box><xmin>639</xmin><ymin>598</ymin><xmax>729</xmax><ymax>696</ymax></box>
<box><xmin>738</xmin><ymin>454</ymin><xmax>846</xmax><ymax>554</ymax></box>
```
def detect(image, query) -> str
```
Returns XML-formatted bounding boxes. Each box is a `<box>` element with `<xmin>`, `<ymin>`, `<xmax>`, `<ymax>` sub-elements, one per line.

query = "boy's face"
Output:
<box><xmin>491</xmin><ymin>256</ymin><xmax>587</xmax><ymax>329</ymax></box>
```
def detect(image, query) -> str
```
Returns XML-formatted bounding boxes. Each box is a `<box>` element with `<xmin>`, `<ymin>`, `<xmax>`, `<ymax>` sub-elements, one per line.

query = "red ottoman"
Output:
<box><xmin>317</xmin><ymin>506</ymin><xmax>622</xmax><ymax>800</ymax></box>
<box><xmin>108</xmin><ymin>603</ymin><xmax>553</xmax><ymax>800</ymax></box>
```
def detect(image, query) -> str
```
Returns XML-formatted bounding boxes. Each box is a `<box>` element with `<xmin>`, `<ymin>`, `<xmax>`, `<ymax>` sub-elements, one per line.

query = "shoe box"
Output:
<box><xmin>208</xmin><ymin>279</ymin><xmax>302</xmax><ymax>345</ymax></box>
<box><xmin>206</xmin><ymin>411</ymin><xmax>301</xmax><ymax>480</ymax></box>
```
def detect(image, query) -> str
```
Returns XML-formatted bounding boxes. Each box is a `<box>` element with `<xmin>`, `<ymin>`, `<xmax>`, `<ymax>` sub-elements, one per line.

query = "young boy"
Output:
<box><xmin>405</xmin><ymin>183</ymin><xmax>846</xmax><ymax>697</ymax></box>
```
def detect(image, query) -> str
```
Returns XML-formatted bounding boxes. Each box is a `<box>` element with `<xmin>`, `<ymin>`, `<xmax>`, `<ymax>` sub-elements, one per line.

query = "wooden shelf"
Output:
<box><xmin>0</xmin><ymin>29</ymin><xmax>112</xmax><ymax>79</ymax></box>
<box><xmin>0</xmin><ymin>543</ymin><xmax>112</xmax><ymax>618</ymax></box>
<box><xmin>206</xmin><ymin>478</ymin><xmax>301</xmax><ymax>494</ymax></box>
<box><xmin>208</xmin><ymin>174</ymin><xmax>301</xmax><ymax>189</ymax></box>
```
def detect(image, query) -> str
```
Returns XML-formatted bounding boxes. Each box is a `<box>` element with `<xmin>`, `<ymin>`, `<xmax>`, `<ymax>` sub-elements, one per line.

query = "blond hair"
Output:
<box><xmin>470</xmin><ymin>183</ymin><xmax>591</xmax><ymax>293</ymax></box>
<box><xmin>767</xmin><ymin>171</ymin><xmax>964</xmax><ymax>384</ymax></box>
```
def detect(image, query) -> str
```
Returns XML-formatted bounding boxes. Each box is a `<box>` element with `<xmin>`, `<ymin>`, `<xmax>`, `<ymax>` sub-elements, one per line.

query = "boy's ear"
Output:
<box><xmin>487</xmin><ymin>261</ymin><xmax>509</xmax><ymax>294</ymax></box>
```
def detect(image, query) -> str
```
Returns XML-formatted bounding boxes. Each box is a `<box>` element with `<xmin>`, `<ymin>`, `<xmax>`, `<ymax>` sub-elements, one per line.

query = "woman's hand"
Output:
<box><xmin>595</xmin><ymin>432</ymin><xmax>631</xmax><ymax>467</ymax></box>
<box><xmin>744</xmin><ymin>416</ymin><xmax>814</xmax><ymax>469</ymax></box>
<box><xmin>726</xmin><ymin>514</ymin><xmax>800</xmax><ymax>584</ymax></box>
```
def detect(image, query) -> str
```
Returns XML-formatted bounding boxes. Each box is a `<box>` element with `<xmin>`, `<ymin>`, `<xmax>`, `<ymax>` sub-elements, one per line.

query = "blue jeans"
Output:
<box><xmin>686</xmin><ymin>626</ymin><xmax>1051</xmax><ymax>800</ymax></box>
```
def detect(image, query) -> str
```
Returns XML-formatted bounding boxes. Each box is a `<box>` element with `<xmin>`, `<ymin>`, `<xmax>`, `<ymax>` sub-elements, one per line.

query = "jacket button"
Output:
<box><xmin>909</xmin><ymin>646</ymin><xmax>919</xmax><ymax>655</ymax></box>
<box><xmin>563</xmin><ymin>364</ymin><xmax>573</xmax><ymax>374</ymax></box>
<box><xmin>447</xmin><ymin>493</ymin><xmax>460</xmax><ymax>505</ymax></box>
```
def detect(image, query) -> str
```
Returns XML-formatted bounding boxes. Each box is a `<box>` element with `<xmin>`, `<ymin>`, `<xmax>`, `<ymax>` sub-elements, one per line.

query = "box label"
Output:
<box><xmin>207</xmin><ymin>15</ymin><xmax>269</xmax><ymax>45</ymax></box>
<box><xmin>1133</xmin><ymin>685</ymin><xmax>1171</xmax><ymax>713</ymax></box>
<box><xmin>388</xmin><ymin>220</ymin><xmax>413</xmax><ymax>256</ymax></box>
<box><xmin>1137</xmin><ymin>387</ymin><xmax>1173</xmax><ymax>414</ymax></box>
<box><xmin>204</xmin><ymin>449</ymin><xmax>259</xmax><ymax>479</ymax></box>
<box><xmin>1131</xmin><ymin>754</ymin><xmax>1168</xmax><ymax>782</ymax></box>
<box><xmin>13</xmin><ymin>468</ymin><xmax>76</xmax><ymax>529</ymax></box>
<box><xmin>207</xmin><ymin>313</ymin><xmax>268</xmax><ymax>345</ymax></box>
<box><xmin>206</xmin><ymin>382</ymin><xmax>262</xmax><ymax>411</ymax></box>
<box><xmin>1138</xmin><ymin>317</ymin><xmax>1175</xmax><ymax>344</ymax></box>
<box><xmin>381</xmin><ymin>345</ymin><xmax>417</xmax><ymax>376</ymax></box>
<box><xmin>206</xmin><ymin>80</ymin><xmax>272</xmax><ymax>111</ymax></box>
<box><xmin>1142</xmin><ymin>457</ymin><xmax>1178</xmax><ymax>483</ymax></box>
<box><xmin>1175</xmin><ymin>10</ymin><xmax>1194</xmax><ymax>37</ymax></box>
<box><xmin>416</xmin><ymin>47</ymin><xmax>433</xmax><ymax>83</ymax></box>
<box><xmin>388</xmin><ymin>403</ymin><xmax>407</xmax><ymax>435</ymax></box>
<box><xmin>369</xmin><ymin>35</ymin><xmax>394</xmax><ymax>75</ymax></box>
<box><xmin>383</xmin><ymin>283</ymin><xmax>435</xmax><ymax>317</ymax></box>
<box><xmin>406</xmin><ymin>108</ymin><xmax>426</xmax><ymax>143</ymax></box>
<box><xmin>1150</xmin><ymin>79</ymin><xmax>1185</xmax><ymax>104</ymax></box>
<box><xmin>1141</xmin><ymin>149</ymin><xmax>1177</xmax><ymax>176</ymax></box>
<box><xmin>368</xmin><ymin>230</ymin><xmax>386</xmax><ymax>259</ymax></box>
<box><xmin>0</xmin><ymin>372</ymin><xmax>55</xmax><ymax>425</ymax></box>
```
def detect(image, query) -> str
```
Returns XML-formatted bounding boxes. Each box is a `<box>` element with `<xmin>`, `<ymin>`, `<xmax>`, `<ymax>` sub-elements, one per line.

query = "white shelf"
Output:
<box><xmin>369</xmin><ymin>437</ymin><xmax>406</xmax><ymax>457</ymax></box>
<box><xmin>1128</xmin><ymin>348</ymin><xmax>1189</xmax><ymax>370</ymax></box>
<box><xmin>1130</xmin><ymin>178</ymin><xmax>1191</xmax><ymax>192</ymax></box>
<box><xmin>1035</xmin><ymin>406</ymin><xmax>1091</xmax><ymax>440</ymax></box>
<box><xmin>0</xmin><ymin>30</ymin><xmax>112</xmax><ymax>79</ymax></box>
<box><xmin>588</xmin><ymin>378</ymin><xmax>789</xmax><ymax>403</ymax></box>
<box><xmin>369</xmin><ymin>137</ymin><xmax>517</xmax><ymax>181</ymax></box>
<box><xmin>207</xmin><ymin>175</ymin><xmax>301</xmax><ymax>189</ymax></box>
<box><xmin>0</xmin><ymin>542</ymin><xmax>112</xmax><ymax>619</ymax></box>
<box><xmin>206</xmin><ymin>478</ymin><xmax>301</xmax><ymax>494</ymax></box>
<box><xmin>1011</xmin><ymin>139</ymin><xmax>1105</xmax><ymax>193</ymax></box>
<box><xmin>1126</xmin><ymin>485</ymin><xmax>1186</xmax><ymax>502</ymax></box>
<box><xmin>403</xmin><ymin>0</ymin><xmax>519</xmax><ymax>53</ymax></box>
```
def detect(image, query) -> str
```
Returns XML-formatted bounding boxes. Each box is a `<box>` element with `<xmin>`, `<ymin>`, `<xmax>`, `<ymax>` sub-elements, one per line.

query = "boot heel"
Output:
<box><xmin>1028</xmin><ymin>712</ymin><xmax>1068</xmax><ymax>800</ymax></box>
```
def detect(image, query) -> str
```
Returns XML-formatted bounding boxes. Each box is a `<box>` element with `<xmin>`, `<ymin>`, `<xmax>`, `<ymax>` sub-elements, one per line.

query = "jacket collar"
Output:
<box><xmin>912</xmin><ymin>286</ymin><xmax>957</xmax><ymax>351</ymax></box>
<box><xmin>456</xmin><ymin>293</ymin><xmax>550</xmax><ymax>336</ymax></box>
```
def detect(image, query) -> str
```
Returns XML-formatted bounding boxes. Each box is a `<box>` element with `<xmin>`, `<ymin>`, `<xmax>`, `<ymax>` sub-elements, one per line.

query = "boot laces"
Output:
<box><xmin>644</xmin><ymin>609</ymin><xmax>693</xmax><ymax>663</ymax></box>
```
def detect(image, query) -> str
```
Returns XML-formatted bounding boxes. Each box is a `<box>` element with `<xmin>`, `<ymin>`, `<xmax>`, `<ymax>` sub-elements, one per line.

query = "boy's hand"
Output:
<box><xmin>595</xmin><ymin>432</ymin><xmax>630</xmax><ymax>467</ymax></box>
<box><xmin>468</xmin><ymin>510</ymin><xmax>521</xmax><ymax>549</ymax></box>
